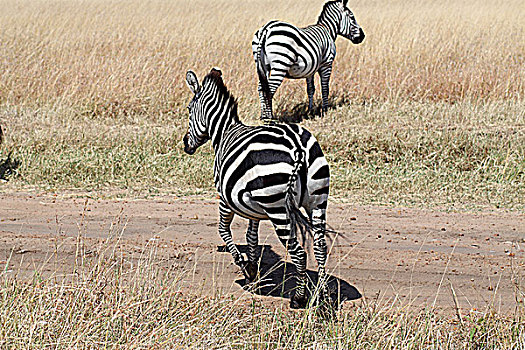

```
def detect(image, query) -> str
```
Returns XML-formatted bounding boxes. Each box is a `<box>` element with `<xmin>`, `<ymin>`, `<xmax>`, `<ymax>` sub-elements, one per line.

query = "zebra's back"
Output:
<box><xmin>252</xmin><ymin>21</ymin><xmax>335</xmax><ymax>79</ymax></box>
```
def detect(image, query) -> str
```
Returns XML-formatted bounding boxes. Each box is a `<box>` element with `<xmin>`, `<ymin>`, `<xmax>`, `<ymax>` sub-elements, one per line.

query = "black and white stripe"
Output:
<box><xmin>184</xmin><ymin>68</ymin><xmax>330</xmax><ymax>308</ymax></box>
<box><xmin>252</xmin><ymin>0</ymin><xmax>365</xmax><ymax>120</ymax></box>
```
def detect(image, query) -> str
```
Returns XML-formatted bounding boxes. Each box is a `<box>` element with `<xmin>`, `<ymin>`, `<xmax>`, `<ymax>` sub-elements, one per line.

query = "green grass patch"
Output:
<box><xmin>1</xmin><ymin>100</ymin><xmax>523</xmax><ymax>209</ymax></box>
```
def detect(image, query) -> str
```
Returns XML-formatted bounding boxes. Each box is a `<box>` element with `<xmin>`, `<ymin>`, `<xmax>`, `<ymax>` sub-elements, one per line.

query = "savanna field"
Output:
<box><xmin>0</xmin><ymin>0</ymin><xmax>524</xmax><ymax>348</ymax></box>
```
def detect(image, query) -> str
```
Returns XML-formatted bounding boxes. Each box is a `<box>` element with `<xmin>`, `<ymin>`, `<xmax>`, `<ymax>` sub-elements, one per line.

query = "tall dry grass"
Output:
<box><xmin>0</xmin><ymin>0</ymin><xmax>523</xmax><ymax>113</ymax></box>
<box><xmin>0</xmin><ymin>0</ymin><xmax>524</xmax><ymax>207</ymax></box>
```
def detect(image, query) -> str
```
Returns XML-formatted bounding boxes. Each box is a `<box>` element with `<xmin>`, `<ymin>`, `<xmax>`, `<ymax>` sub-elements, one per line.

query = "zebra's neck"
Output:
<box><xmin>317</xmin><ymin>7</ymin><xmax>340</xmax><ymax>40</ymax></box>
<box><xmin>209</xmin><ymin>106</ymin><xmax>241</xmax><ymax>152</ymax></box>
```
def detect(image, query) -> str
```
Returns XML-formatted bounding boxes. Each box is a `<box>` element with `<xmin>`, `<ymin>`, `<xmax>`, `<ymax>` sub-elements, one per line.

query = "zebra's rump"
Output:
<box><xmin>215</xmin><ymin>123</ymin><xmax>329</xmax><ymax>221</ymax></box>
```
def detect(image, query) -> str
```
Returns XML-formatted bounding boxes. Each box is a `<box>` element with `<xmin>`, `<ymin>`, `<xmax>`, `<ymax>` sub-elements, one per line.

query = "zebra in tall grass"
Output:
<box><xmin>183</xmin><ymin>68</ymin><xmax>331</xmax><ymax>308</ymax></box>
<box><xmin>253</xmin><ymin>0</ymin><xmax>365</xmax><ymax>120</ymax></box>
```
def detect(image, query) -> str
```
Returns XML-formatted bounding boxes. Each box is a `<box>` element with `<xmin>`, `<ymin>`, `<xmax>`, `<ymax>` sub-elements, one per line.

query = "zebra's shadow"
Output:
<box><xmin>277</xmin><ymin>97</ymin><xmax>348</xmax><ymax>123</ymax></box>
<box><xmin>218</xmin><ymin>244</ymin><xmax>362</xmax><ymax>308</ymax></box>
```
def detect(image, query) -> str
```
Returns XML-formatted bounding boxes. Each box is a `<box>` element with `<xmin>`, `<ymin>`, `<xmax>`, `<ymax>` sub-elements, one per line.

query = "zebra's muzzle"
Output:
<box><xmin>350</xmin><ymin>28</ymin><xmax>365</xmax><ymax>44</ymax></box>
<box><xmin>183</xmin><ymin>133</ymin><xmax>196</xmax><ymax>155</ymax></box>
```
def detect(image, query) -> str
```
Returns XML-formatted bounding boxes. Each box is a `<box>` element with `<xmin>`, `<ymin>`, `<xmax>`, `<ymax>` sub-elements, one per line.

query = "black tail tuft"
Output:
<box><xmin>284</xmin><ymin>150</ymin><xmax>312</xmax><ymax>242</ymax></box>
<box><xmin>285</xmin><ymin>150</ymin><xmax>342</xmax><ymax>246</ymax></box>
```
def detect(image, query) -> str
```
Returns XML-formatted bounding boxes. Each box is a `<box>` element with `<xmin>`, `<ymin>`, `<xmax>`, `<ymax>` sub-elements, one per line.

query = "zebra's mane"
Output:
<box><xmin>318</xmin><ymin>0</ymin><xmax>341</xmax><ymax>22</ymax></box>
<box><xmin>203</xmin><ymin>72</ymin><xmax>239</xmax><ymax>123</ymax></box>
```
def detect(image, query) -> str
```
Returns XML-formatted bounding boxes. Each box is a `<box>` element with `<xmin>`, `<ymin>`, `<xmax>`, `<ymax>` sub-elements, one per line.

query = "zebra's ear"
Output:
<box><xmin>341</xmin><ymin>0</ymin><xmax>348</xmax><ymax>6</ymax></box>
<box><xmin>186</xmin><ymin>70</ymin><xmax>200</xmax><ymax>94</ymax></box>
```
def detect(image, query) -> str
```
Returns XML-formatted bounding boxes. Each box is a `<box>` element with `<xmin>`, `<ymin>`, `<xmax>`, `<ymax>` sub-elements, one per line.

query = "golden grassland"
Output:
<box><xmin>1</xmin><ymin>0</ymin><xmax>523</xmax><ymax>107</ymax></box>
<box><xmin>0</xmin><ymin>0</ymin><xmax>524</xmax><ymax>208</ymax></box>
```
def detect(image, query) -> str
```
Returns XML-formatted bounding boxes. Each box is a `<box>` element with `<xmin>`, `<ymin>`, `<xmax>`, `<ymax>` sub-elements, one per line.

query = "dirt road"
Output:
<box><xmin>1</xmin><ymin>193</ymin><xmax>523</xmax><ymax>314</ymax></box>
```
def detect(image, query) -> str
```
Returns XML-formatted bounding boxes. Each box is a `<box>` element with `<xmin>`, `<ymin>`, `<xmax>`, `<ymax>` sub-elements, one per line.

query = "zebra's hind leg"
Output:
<box><xmin>310</xmin><ymin>208</ymin><xmax>329</xmax><ymax>299</ymax></box>
<box><xmin>244</xmin><ymin>219</ymin><xmax>260</xmax><ymax>282</ymax></box>
<box><xmin>218</xmin><ymin>199</ymin><xmax>244</xmax><ymax>268</ymax></box>
<box><xmin>306</xmin><ymin>76</ymin><xmax>315</xmax><ymax>114</ymax></box>
<box><xmin>261</xmin><ymin>67</ymin><xmax>288</xmax><ymax>122</ymax></box>
<box><xmin>258</xmin><ymin>81</ymin><xmax>273</xmax><ymax>122</ymax></box>
<box><xmin>272</xmin><ymin>227</ymin><xmax>308</xmax><ymax>309</ymax></box>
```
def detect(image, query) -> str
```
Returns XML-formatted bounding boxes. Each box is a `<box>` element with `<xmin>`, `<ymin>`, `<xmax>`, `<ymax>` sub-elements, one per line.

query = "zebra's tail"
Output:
<box><xmin>256</xmin><ymin>29</ymin><xmax>271</xmax><ymax>106</ymax></box>
<box><xmin>284</xmin><ymin>150</ymin><xmax>313</xmax><ymax>242</ymax></box>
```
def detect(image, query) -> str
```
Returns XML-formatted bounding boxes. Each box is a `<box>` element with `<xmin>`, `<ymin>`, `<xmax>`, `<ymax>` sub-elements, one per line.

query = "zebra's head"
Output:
<box><xmin>184</xmin><ymin>68</ymin><xmax>238</xmax><ymax>155</ymax></box>
<box><xmin>184</xmin><ymin>70</ymin><xmax>210</xmax><ymax>155</ymax></box>
<box><xmin>320</xmin><ymin>0</ymin><xmax>365</xmax><ymax>44</ymax></box>
<box><xmin>339</xmin><ymin>1</ymin><xmax>365</xmax><ymax>44</ymax></box>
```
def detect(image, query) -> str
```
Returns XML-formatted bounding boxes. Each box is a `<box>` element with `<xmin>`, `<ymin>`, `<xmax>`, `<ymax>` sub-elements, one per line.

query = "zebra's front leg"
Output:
<box><xmin>306</xmin><ymin>76</ymin><xmax>315</xmax><ymax>114</ymax></box>
<box><xmin>244</xmin><ymin>219</ymin><xmax>260</xmax><ymax>282</ymax></box>
<box><xmin>318</xmin><ymin>65</ymin><xmax>333</xmax><ymax>114</ymax></box>
<box><xmin>218</xmin><ymin>199</ymin><xmax>244</xmax><ymax>268</ymax></box>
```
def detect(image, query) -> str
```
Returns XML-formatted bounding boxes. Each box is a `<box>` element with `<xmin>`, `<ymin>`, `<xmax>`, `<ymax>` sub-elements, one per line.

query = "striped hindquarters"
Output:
<box><xmin>215</xmin><ymin>123</ymin><xmax>329</xmax><ymax>226</ymax></box>
<box><xmin>252</xmin><ymin>21</ymin><xmax>333</xmax><ymax>82</ymax></box>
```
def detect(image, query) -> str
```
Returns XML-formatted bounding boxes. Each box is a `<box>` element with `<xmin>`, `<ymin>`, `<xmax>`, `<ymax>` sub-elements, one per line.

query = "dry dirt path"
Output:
<box><xmin>1</xmin><ymin>193</ymin><xmax>524</xmax><ymax>314</ymax></box>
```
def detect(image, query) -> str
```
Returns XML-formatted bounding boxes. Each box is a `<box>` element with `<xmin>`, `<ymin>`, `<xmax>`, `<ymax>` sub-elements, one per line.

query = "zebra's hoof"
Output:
<box><xmin>242</xmin><ymin>261</ymin><xmax>259</xmax><ymax>282</ymax></box>
<box><xmin>290</xmin><ymin>294</ymin><xmax>308</xmax><ymax>309</ymax></box>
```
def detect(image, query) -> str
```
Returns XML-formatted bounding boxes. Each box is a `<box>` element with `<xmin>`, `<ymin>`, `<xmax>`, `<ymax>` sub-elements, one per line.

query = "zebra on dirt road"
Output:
<box><xmin>183</xmin><ymin>68</ymin><xmax>332</xmax><ymax>309</ymax></box>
